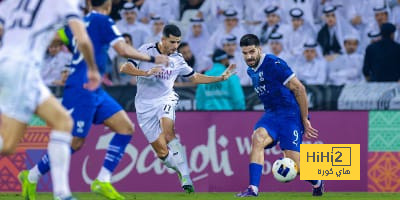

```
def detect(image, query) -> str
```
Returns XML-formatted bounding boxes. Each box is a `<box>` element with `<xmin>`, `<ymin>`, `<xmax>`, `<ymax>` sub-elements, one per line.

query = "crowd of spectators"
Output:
<box><xmin>1</xmin><ymin>0</ymin><xmax>399</xmax><ymax>109</ymax></box>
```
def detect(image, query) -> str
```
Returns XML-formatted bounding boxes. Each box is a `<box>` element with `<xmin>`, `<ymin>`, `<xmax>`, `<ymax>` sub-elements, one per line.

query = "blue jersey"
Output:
<box><xmin>65</xmin><ymin>11</ymin><xmax>123</xmax><ymax>87</ymax></box>
<box><xmin>60</xmin><ymin>11</ymin><xmax>124</xmax><ymax>138</ymax></box>
<box><xmin>248</xmin><ymin>54</ymin><xmax>304</xmax><ymax>152</ymax></box>
<box><xmin>247</xmin><ymin>54</ymin><xmax>299</xmax><ymax>114</ymax></box>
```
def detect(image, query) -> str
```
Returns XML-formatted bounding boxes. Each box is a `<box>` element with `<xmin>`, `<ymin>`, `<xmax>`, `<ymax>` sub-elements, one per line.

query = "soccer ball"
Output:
<box><xmin>272</xmin><ymin>157</ymin><xmax>298</xmax><ymax>183</ymax></box>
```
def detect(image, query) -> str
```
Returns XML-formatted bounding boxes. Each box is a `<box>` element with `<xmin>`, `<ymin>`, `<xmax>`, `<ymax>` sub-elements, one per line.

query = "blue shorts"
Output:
<box><xmin>62</xmin><ymin>87</ymin><xmax>122</xmax><ymax>138</ymax></box>
<box><xmin>254</xmin><ymin>112</ymin><xmax>304</xmax><ymax>152</ymax></box>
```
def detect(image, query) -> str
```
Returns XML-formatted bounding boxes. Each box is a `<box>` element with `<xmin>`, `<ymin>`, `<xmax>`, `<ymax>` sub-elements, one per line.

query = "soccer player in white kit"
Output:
<box><xmin>120</xmin><ymin>24</ymin><xmax>235</xmax><ymax>193</ymax></box>
<box><xmin>0</xmin><ymin>0</ymin><xmax>100</xmax><ymax>199</ymax></box>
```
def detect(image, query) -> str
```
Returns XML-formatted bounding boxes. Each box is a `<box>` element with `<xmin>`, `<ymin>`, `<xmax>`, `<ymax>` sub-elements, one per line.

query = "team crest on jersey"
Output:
<box><xmin>77</xmin><ymin>121</ymin><xmax>85</xmax><ymax>133</ymax></box>
<box><xmin>254</xmin><ymin>71</ymin><xmax>267</xmax><ymax>95</ymax></box>
<box><xmin>167</xmin><ymin>62</ymin><xmax>174</xmax><ymax>68</ymax></box>
<box><xmin>259</xmin><ymin>72</ymin><xmax>264</xmax><ymax>81</ymax></box>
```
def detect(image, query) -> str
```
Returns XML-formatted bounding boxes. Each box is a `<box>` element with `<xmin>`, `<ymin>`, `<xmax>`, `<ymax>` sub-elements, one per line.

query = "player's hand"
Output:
<box><xmin>146</xmin><ymin>67</ymin><xmax>162</xmax><ymax>77</ymax></box>
<box><xmin>221</xmin><ymin>64</ymin><xmax>236</xmax><ymax>80</ymax></box>
<box><xmin>303</xmin><ymin>119</ymin><xmax>319</xmax><ymax>139</ymax></box>
<box><xmin>84</xmin><ymin>69</ymin><xmax>101</xmax><ymax>91</ymax></box>
<box><xmin>154</xmin><ymin>55</ymin><xmax>169</xmax><ymax>65</ymax></box>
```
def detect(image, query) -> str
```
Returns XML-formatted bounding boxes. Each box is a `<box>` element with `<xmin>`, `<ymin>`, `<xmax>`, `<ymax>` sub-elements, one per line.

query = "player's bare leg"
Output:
<box><xmin>250</xmin><ymin>128</ymin><xmax>273</xmax><ymax>164</ymax></box>
<box><xmin>283</xmin><ymin>150</ymin><xmax>300</xmax><ymax>172</ymax></box>
<box><xmin>0</xmin><ymin>116</ymin><xmax>39</xmax><ymax>200</ymax></box>
<box><xmin>283</xmin><ymin>150</ymin><xmax>324</xmax><ymax>196</ymax></box>
<box><xmin>237</xmin><ymin>127</ymin><xmax>273</xmax><ymax>197</ymax></box>
<box><xmin>151</xmin><ymin>117</ymin><xmax>194</xmax><ymax>193</ymax></box>
<box><xmin>90</xmin><ymin>110</ymin><xmax>134</xmax><ymax>200</ymax></box>
<box><xmin>0</xmin><ymin>115</ymin><xmax>28</xmax><ymax>155</ymax></box>
<box><xmin>4</xmin><ymin>96</ymin><xmax>75</xmax><ymax>200</ymax></box>
<box><xmin>35</xmin><ymin>96</ymin><xmax>74</xmax><ymax>199</ymax></box>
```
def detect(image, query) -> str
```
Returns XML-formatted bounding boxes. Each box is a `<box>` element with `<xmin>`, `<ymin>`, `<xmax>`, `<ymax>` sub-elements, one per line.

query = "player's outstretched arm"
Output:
<box><xmin>286</xmin><ymin>77</ymin><xmax>319</xmax><ymax>139</ymax></box>
<box><xmin>120</xmin><ymin>59</ymin><xmax>162</xmax><ymax>77</ymax></box>
<box><xmin>68</xmin><ymin>19</ymin><xmax>101</xmax><ymax>90</ymax></box>
<box><xmin>113</xmin><ymin>40</ymin><xmax>168</xmax><ymax>64</ymax></box>
<box><xmin>189</xmin><ymin>64</ymin><xmax>236</xmax><ymax>84</ymax></box>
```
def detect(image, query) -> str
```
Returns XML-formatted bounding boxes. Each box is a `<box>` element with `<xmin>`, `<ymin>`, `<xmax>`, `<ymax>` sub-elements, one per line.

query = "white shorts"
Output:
<box><xmin>0</xmin><ymin>57</ymin><xmax>51</xmax><ymax>123</ymax></box>
<box><xmin>136</xmin><ymin>94</ymin><xmax>178</xmax><ymax>143</ymax></box>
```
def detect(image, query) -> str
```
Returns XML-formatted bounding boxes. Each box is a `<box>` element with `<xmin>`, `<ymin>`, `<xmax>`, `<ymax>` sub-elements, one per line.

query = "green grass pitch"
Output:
<box><xmin>1</xmin><ymin>192</ymin><xmax>399</xmax><ymax>200</ymax></box>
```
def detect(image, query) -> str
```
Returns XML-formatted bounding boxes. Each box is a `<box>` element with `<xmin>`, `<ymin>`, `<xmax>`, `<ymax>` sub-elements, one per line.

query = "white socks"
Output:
<box><xmin>250</xmin><ymin>185</ymin><xmax>259</xmax><ymax>194</ymax></box>
<box><xmin>48</xmin><ymin>130</ymin><xmax>72</xmax><ymax>198</ymax></box>
<box><xmin>28</xmin><ymin>165</ymin><xmax>41</xmax><ymax>183</ymax></box>
<box><xmin>162</xmin><ymin>149</ymin><xmax>193</xmax><ymax>187</ymax></box>
<box><xmin>162</xmin><ymin>150</ymin><xmax>179</xmax><ymax>171</ymax></box>
<box><xmin>97</xmin><ymin>166</ymin><xmax>112</xmax><ymax>182</ymax></box>
<box><xmin>168</xmin><ymin>138</ymin><xmax>190</xmax><ymax>177</ymax></box>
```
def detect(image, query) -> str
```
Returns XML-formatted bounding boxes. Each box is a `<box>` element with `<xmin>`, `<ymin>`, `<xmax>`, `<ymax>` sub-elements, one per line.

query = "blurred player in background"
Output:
<box><xmin>120</xmin><ymin>24</ymin><xmax>235</xmax><ymax>193</ymax></box>
<box><xmin>19</xmin><ymin>0</ymin><xmax>168</xmax><ymax>200</ymax></box>
<box><xmin>236</xmin><ymin>34</ymin><xmax>323</xmax><ymax>197</ymax></box>
<box><xmin>0</xmin><ymin>0</ymin><xmax>100</xmax><ymax>199</ymax></box>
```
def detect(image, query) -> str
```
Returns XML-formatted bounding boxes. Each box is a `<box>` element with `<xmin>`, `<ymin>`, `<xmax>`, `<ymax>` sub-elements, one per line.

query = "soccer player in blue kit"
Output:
<box><xmin>236</xmin><ymin>34</ymin><xmax>324</xmax><ymax>197</ymax></box>
<box><xmin>19</xmin><ymin>0</ymin><xmax>168</xmax><ymax>200</ymax></box>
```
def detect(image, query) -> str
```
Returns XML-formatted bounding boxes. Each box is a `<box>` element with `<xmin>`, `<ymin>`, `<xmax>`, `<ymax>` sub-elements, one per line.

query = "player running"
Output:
<box><xmin>0</xmin><ymin>0</ymin><xmax>100</xmax><ymax>199</ymax></box>
<box><xmin>19</xmin><ymin>0</ymin><xmax>168</xmax><ymax>200</ymax></box>
<box><xmin>236</xmin><ymin>34</ymin><xmax>324</xmax><ymax>197</ymax></box>
<box><xmin>119</xmin><ymin>24</ymin><xmax>235</xmax><ymax>193</ymax></box>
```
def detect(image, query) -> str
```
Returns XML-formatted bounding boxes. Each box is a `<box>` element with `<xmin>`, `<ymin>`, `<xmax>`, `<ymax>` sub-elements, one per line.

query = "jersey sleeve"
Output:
<box><xmin>274</xmin><ymin>58</ymin><xmax>295</xmax><ymax>85</ymax></box>
<box><xmin>56</xmin><ymin>0</ymin><xmax>81</xmax><ymax>22</ymax></box>
<box><xmin>177</xmin><ymin>55</ymin><xmax>195</xmax><ymax>77</ymax></box>
<box><xmin>100</xmin><ymin>17</ymin><xmax>124</xmax><ymax>46</ymax></box>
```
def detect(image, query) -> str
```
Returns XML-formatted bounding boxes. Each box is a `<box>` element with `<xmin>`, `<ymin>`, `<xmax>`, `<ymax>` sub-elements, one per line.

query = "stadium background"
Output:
<box><xmin>1</xmin><ymin>0</ymin><xmax>400</xmax><ymax>196</ymax></box>
<box><xmin>0</xmin><ymin>85</ymin><xmax>399</xmax><ymax>193</ymax></box>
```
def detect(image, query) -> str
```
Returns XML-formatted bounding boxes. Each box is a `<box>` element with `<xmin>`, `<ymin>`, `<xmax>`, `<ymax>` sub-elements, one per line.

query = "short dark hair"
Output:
<box><xmin>178</xmin><ymin>42</ymin><xmax>189</xmax><ymax>52</ymax></box>
<box><xmin>240</xmin><ymin>34</ymin><xmax>260</xmax><ymax>47</ymax></box>
<box><xmin>163</xmin><ymin>24</ymin><xmax>181</xmax><ymax>38</ymax></box>
<box><xmin>91</xmin><ymin>0</ymin><xmax>108</xmax><ymax>7</ymax></box>
<box><xmin>122</xmin><ymin>33</ymin><xmax>133</xmax><ymax>45</ymax></box>
<box><xmin>122</xmin><ymin>33</ymin><xmax>132</xmax><ymax>41</ymax></box>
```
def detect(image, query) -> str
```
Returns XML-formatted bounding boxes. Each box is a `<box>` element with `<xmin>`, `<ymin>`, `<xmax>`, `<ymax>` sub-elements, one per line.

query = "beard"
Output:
<box><xmin>246</xmin><ymin>57</ymin><xmax>259</xmax><ymax>68</ymax></box>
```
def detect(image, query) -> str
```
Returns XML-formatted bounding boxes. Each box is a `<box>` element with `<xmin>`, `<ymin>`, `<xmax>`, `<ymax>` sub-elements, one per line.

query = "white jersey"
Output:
<box><xmin>135</xmin><ymin>42</ymin><xmax>194</xmax><ymax>112</ymax></box>
<box><xmin>0</xmin><ymin>0</ymin><xmax>80</xmax><ymax>65</ymax></box>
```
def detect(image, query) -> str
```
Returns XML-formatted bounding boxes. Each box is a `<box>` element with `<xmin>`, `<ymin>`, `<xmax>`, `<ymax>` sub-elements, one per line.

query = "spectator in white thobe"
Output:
<box><xmin>116</xmin><ymin>2</ymin><xmax>149</xmax><ymax>49</ymax></box>
<box><xmin>281</xmin><ymin>7</ymin><xmax>316</xmax><ymax>57</ymax></box>
<box><xmin>291</xmin><ymin>40</ymin><xmax>328</xmax><ymax>85</ymax></box>
<box><xmin>204</xmin><ymin>9</ymin><xmax>247</xmax><ymax>58</ymax></box>
<box><xmin>327</xmin><ymin>33</ymin><xmax>365</xmax><ymax>85</ymax></box>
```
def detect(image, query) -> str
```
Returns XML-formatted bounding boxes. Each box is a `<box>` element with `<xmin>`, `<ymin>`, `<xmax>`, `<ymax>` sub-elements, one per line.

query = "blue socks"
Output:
<box><xmin>36</xmin><ymin>133</ymin><xmax>132</xmax><ymax>176</ymax></box>
<box><xmin>37</xmin><ymin>153</ymin><xmax>50</xmax><ymax>175</ymax></box>
<box><xmin>37</xmin><ymin>147</ymin><xmax>76</xmax><ymax>175</ymax></box>
<box><xmin>249</xmin><ymin>163</ymin><xmax>263</xmax><ymax>187</ymax></box>
<box><xmin>103</xmin><ymin>133</ymin><xmax>132</xmax><ymax>172</ymax></box>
